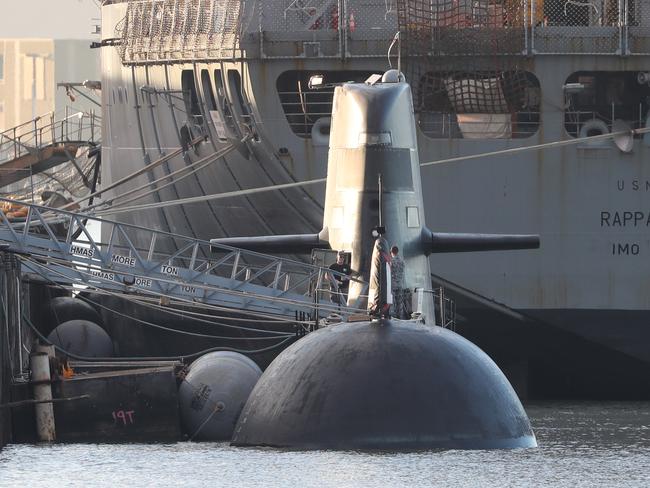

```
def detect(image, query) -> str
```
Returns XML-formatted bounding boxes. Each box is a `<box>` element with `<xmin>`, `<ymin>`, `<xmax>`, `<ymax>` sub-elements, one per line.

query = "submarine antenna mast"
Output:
<box><xmin>378</xmin><ymin>173</ymin><xmax>383</xmax><ymax>229</ymax></box>
<box><xmin>397</xmin><ymin>32</ymin><xmax>401</xmax><ymax>77</ymax></box>
<box><xmin>388</xmin><ymin>31</ymin><xmax>401</xmax><ymax>76</ymax></box>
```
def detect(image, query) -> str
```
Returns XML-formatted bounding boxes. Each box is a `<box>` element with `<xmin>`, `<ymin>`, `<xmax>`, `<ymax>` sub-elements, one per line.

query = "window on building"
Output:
<box><xmin>0</xmin><ymin>54</ymin><xmax>4</xmax><ymax>81</ymax></box>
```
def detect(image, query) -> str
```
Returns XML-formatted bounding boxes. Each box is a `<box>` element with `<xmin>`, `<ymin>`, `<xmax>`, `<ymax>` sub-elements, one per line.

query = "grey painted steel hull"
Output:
<box><xmin>100</xmin><ymin>2</ymin><xmax>650</xmax><ymax>383</ymax></box>
<box><xmin>232</xmin><ymin>319</ymin><xmax>536</xmax><ymax>450</ymax></box>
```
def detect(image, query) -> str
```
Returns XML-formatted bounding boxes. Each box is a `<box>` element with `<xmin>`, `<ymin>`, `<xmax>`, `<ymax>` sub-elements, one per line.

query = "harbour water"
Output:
<box><xmin>0</xmin><ymin>402</ymin><xmax>648</xmax><ymax>487</ymax></box>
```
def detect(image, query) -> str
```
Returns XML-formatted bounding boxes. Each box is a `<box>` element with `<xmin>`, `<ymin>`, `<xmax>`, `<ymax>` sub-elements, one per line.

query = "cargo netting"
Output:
<box><xmin>397</xmin><ymin>1</ymin><xmax>540</xmax><ymax>138</ymax></box>
<box><xmin>118</xmin><ymin>0</ymin><xmax>248</xmax><ymax>64</ymax></box>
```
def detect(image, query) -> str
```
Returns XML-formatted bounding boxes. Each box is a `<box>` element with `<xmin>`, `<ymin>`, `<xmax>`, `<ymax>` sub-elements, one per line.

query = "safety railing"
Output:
<box><xmin>432</xmin><ymin>287</ymin><xmax>456</xmax><ymax>330</ymax></box>
<box><xmin>278</xmin><ymin>87</ymin><xmax>336</xmax><ymax>138</ymax></box>
<box><xmin>0</xmin><ymin>108</ymin><xmax>100</xmax><ymax>165</ymax></box>
<box><xmin>564</xmin><ymin>107</ymin><xmax>648</xmax><ymax>139</ymax></box>
<box><xmin>418</xmin><ymin>111</ymin><xmax>541</xmax><ymax>140</ymax></box>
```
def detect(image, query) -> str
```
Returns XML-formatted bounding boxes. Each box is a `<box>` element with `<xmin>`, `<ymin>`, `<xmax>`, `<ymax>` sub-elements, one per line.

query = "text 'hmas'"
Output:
<box><xmin>90</xmin><ymin>270</ymin><xmax>115</xmax><ymax>281</ymax></box>
<box><xmin>70</xmin><ymin>245</ymin><xmax>94</xmax><ymax>258</ymax></box>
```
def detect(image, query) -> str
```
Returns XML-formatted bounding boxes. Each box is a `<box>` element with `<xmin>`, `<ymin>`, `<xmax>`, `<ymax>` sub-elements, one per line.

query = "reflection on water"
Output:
<box><xmin>1</xmin><ymin>403</ymin><xmax>649</xmax><ymax>488</ymax></box>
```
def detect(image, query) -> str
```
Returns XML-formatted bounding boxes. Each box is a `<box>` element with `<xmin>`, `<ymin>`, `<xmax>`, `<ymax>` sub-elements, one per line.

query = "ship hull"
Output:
<box><xmin>99</xmin><ymin>1</ymin><xmax>650</xmax><ymax>398</ymax></box>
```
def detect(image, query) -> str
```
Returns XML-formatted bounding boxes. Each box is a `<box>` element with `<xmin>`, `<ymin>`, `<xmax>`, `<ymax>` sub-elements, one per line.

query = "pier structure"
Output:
<box><xmin>0</xmin><ymin>197</ymin><xmax>377</xmax><ymax>445</ymax></box>
<box><xmin>0</xmin><ymin>252</ymin><xmax>26</xmax><ymax>448</ymax></box>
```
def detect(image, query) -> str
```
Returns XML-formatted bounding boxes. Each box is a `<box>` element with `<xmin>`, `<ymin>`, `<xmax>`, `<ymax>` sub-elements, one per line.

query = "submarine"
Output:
<box><xmin>213</xmin><ymin>70</ymin><xmax>540</xmax><ymax>450</ymax></box>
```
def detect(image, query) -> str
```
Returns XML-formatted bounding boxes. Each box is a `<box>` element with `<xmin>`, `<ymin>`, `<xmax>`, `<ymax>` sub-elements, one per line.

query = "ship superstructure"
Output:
<box><xmin>96</xmin><ymin>0</ymin><xmax>650</xmax><ymax>397</ymax></box>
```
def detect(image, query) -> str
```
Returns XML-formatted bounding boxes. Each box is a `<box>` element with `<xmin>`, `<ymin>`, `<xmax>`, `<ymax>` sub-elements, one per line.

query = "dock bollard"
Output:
<box><xmin>30</xmin><ymin>352</ymin><xmax>56</xmax><ymax>442</ymax></box>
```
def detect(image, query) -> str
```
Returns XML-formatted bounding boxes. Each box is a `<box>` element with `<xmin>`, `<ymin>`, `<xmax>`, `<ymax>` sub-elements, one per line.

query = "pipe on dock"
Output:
<box><xmin>30</xmin><ymin>352</ymin><xmax>56</xmax><ymax>442</ymax></box>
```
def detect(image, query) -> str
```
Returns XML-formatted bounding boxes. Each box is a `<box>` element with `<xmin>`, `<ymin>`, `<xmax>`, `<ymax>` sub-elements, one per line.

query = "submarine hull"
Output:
<box><xmin>232</xmin><ymin>319</ymin><xmax>536</xmax><ymax>450</ymax></box>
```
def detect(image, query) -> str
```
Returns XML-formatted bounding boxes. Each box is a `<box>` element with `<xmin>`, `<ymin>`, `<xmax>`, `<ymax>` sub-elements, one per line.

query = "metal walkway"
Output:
<box><xmin>0</xmin><ymin>198</ymin><xmax>365</xmax><ymax>320</ymax></box>
<box><xmin>0</xmin><ymin>108</ymin><xmax>100</xmax><ymax>188</ymax></box>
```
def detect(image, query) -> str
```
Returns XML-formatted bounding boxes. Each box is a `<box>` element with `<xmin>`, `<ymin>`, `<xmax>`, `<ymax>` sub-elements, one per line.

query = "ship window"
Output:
<box><xmin>181</xmin><ymin>69</ymin><xmax>202</xmax><ymax>127</ymax></box>
<box><xmin>564</xmin><ymin>71</ymin><xmax>650</xmax><ymax>139</ymax></box>
<box><xmin>213</xmin><ymin>69</ymin><xmax>238</xmax><ymax>136</ymax></box>
<box><xmin>202</xmin><ymin>69</ymin><xmax>226</xmax><ymax>140</ymax></box>
<box><xmin>227</xmin><ymin>70</ymin><xmax>250</xmax><ymax>118</ymax></box>
<box><xmin>201</xmin><ymin>70</ymin><xmax>216</xmax><ymax>111</ymax></box>
<box><xmin>407</xmin><ymin>207</ymin><xmax>419</xmax><ymax>228</ymax></box>
<box><xmin>417</xmin><ymin>71</ymin><xmax>541</xmax><ymax>140</ymax></box>
<box><xmin>228</xmin><ymin>70</ymin><xmax>259</xmax><ymax>141</ymax></box>
<box><xmin>276</xmin><ymin>70</ymin><xmax>375</xmax><ymax>139</ymax></box>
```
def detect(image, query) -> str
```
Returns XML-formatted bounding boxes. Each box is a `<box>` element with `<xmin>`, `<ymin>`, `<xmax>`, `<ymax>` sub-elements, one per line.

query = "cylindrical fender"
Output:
<box><xmin>311</xmin><ymin>117</ymin><xmax>331</xmax><ymax>147</ymax></box>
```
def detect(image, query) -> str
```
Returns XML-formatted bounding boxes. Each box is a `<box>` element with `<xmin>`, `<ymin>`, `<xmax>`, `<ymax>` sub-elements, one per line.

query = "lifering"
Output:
<box><xmin>311</xmin><ymin>117</ymin><xmax>331</xmax><ymax>146</ymax></box>
<box><xmin>579</xmin><ymin>118</ymin><xmax>610</xmax><ymax>140</ymax></box>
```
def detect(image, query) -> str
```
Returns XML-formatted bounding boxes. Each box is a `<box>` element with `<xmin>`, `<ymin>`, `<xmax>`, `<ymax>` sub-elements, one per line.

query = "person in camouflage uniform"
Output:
<box><xmin>390</xmin><ymin>246</ymin><xmax>410</xmax><ymax>319</ymax></box>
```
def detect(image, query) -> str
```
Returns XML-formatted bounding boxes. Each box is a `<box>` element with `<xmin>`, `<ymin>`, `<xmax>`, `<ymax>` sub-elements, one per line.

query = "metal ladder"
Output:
<box><xmin>0</xmin><ymin>198</ymin><xmax>365</xmax><ymax>320</ymax></box>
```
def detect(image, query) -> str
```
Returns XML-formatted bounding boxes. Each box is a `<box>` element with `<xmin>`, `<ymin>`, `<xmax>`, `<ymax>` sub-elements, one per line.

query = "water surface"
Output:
<box><xmin>1</xmin><ymin>402</ymin><xmax>648</xmax><ymax>487</ymax></box>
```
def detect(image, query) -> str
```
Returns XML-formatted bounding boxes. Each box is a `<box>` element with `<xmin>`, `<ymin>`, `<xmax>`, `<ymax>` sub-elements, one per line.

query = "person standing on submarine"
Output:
<box><xmin>329</xmin><ymin>251</ymin><xmax>351</xmax><ymax>306</ymax></box>
<box><xmin>390</xmin><ymin>246</ymin><xmax>409</xmax><ymax>319</ymax></box>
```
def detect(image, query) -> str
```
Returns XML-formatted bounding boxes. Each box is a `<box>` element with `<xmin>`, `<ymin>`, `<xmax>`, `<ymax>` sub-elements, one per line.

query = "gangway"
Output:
<box><xmin>0</xmin><ymin>197</ymin><xmax>366</xmax><ymax>321</ymax></box>
<box><xmin>0</xmin><ymin>108</ymin><xmax>100</xmax><ymax>188</ymax></box>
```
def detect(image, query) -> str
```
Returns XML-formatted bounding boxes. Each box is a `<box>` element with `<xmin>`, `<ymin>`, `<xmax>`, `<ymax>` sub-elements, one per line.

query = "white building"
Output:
<box><xmin>0</xmin><ymin>0</ymin><xmax>100</xmax><ymax>132</ymax></box>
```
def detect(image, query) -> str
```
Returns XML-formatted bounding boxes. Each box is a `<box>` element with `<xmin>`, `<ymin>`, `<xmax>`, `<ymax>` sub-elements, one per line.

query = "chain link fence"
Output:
<box><xmin>259</xmin><ymin>0</ymin><xmax>341</xmax><ymax>58</ymax></box>
<box><xmin>345</xmin><ymin>0</ymin><xmax>398</xmax><ymax>57</ymax></box>
<box><xmin>259</xmin><ymin>0</ymin><xmax>396</xmax><ymax>58</ymax></box>
<box><xmin>628</xmin><ymin>0</ymin><xmax>650</xmax><ymax>54</ymax></box>
<box><xmin>531</xmin><ymin>0</ymin><xmax>650</xmax><ymax>55</ymax></box>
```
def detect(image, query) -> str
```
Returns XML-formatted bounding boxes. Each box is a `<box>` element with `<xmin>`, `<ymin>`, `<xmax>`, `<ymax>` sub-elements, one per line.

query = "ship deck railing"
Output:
<box><xmin>116</xmin><ymin>0</ymin><xmax>650</xmax><ymax>63</ymax></box>
<box><xmin>0</xmin><ymin>107</ymin><xmax>101</xmax><ymax>165</ymax></box>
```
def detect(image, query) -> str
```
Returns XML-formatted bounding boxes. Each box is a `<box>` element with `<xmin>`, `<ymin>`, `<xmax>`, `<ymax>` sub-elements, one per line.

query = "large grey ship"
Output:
<box><xmin>96</xmin><ymin>0</ymin><xmax>650</xmax><ymax>397</ymax></box>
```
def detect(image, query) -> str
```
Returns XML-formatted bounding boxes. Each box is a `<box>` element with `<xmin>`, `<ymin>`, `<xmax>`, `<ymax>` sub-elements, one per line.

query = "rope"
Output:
<box><xmin>93</xmin><ymin>177</ymin><xmax>327</xmax><ymax>217</ymax></box>
<box><xmin>23</xmin><ymin>312</ymin><xmax>294</xmax><ymax>362</ymax></box>
<box><xmin>60</xmin><ymin>135</ymin><xmax>206</xmax><ymax>211</ymax></box>
<box><xmin>90</xmin><ymin>127</ymin><xmax>650</xmax><ymax>216</ymax></box>
<box><xmin>84</xmin><ymin>136</ymin><xmax>247</xmax><ymax>213</ymax></box>
<box><xmin>188</xmin><ymin>400</ymin><xmax>223</xmax><ymax>441</ymax></box>
<box><xmin>420</xmin><ymin>126</ymin><xmax>650</xmax><ymax>167</ymax></box>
